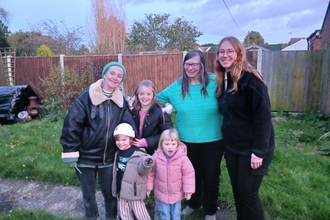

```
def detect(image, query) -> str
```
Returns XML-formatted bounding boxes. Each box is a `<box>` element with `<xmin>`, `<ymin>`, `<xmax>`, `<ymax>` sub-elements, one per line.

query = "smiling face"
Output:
<box><xmin>137</xmin><ymin>85</ymin><xmax>154</xmax><ymax>110</ymax></box>
<box><xmin>115</xmin><ymin>134</ymin><xmax>132</xmax><ymax>151</ymax></box>
<box><xmin>218</xmin><ymin>40</ymin><xmax>238</xmax><ymax>72</ymax></box>
<box><xmin>103</xmin><ymin>67</ymin><xmax>123</xmax><ymax>91</ymax></box>
<box><xmin>183</xmin><ymin>56</ymin><xmax>201</xmax><ymax>82</ymax></box>
<box><xmin>162</xmin><ymin>139</ymin><xmax>178</xmax><ymax>157</ymax></box>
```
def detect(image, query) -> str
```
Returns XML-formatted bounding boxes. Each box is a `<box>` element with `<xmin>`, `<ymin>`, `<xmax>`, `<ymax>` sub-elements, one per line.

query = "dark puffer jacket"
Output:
<box><xmin>60</xmin><ymin>79</ymin><xmax>138</xmax><ymax>165</ymax></box>
<box><xmin>132</xmin><ymin>102</ymin><xmax>173</xmax><ymax>155</ymax></box>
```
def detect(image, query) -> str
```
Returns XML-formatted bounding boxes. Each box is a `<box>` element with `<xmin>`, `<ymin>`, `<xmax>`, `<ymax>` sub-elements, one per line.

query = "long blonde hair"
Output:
<box><xmin>132</xmin><ymin>79</ymin><xmax>157</xmax><ymax>111</ymax></box>
<box><xmin>214</xmin><ymin>36</ymin><xmax>264</xmax><ymax>97</ymax></box>
<box><xmin>158</xmin><ymin>129</ymin><xmax>180</xmax><ymax>150</ymax></box>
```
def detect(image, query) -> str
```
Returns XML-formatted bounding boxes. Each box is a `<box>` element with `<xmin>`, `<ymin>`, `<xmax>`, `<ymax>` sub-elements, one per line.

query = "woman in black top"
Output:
<box><xmin>215</xmin><ymin>36</ymin><xmax>275</xmax><ymax>220</ymax></box>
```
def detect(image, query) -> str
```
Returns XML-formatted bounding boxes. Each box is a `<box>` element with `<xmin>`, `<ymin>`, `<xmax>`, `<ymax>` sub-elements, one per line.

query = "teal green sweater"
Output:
<box><xmin>156</xmin><ymin>74</ymin><xmax>223</xmax><ymax>143</ymax></box>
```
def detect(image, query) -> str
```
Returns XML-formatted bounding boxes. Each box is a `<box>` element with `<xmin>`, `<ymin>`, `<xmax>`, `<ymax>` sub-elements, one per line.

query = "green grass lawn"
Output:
<box><xmin>0</xmin><ymin>113</ymin><xmax>330</xmax><ymax>219</ymax></box>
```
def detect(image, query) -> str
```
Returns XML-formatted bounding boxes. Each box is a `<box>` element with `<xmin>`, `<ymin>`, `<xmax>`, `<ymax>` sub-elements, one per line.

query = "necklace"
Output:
<box><xmin>102</xmin><ymin>87</ymin><xmax>115</xmax><ymax>99</ymax></box>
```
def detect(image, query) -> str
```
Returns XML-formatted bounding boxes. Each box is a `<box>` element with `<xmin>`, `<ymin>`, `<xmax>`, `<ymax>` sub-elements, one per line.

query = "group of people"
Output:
<box><xmin>60</xmin><ymin>36</ymin><xmax>275</xmax><ymax>220</ymax></box>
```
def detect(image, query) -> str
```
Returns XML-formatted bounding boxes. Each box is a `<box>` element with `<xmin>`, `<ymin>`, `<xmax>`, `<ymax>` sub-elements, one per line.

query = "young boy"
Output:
<box><xmin>112</xmin><ymin>123</ymin><xmax>154</xmax><ymax>220</ymax></box>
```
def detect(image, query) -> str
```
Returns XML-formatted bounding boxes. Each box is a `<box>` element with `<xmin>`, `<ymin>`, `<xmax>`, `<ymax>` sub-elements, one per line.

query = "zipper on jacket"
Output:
<box><xmin>103</xmin><ymin>100</ymin><xmax>111</xmax><ymax>164</ymax></box>
<box><xmin>167</xmin><ymin>160</ymin><xmax>171</xmax><ymax>199</ymax></box>
<box><xmin>223</xmin><ymin>72</ymin><xmax>228</xmax><ymax>104</ymax></box>
<box><xmin>134</xmin><ymin>182</ymin><xmax>137</xmax><ymax>196</ymax></box>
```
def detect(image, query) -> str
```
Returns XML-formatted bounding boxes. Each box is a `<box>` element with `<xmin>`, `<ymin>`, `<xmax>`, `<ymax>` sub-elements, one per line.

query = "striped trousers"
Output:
<box><xmin>118</xmin><ymin>198</ymin><xmax>151</xmax><ymax>220</ymax></box>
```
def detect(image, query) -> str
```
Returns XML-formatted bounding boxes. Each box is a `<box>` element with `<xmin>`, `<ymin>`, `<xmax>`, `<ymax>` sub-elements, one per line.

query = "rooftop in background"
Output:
<box><xmin>245</xmin><ymin>43</ymin><xmax>284</xmax><ymax>51</ymax></box>
<box><xmin>199</xmin><ymin>46</ymin><xmax>217</xmax><ymax>53</ymax></box>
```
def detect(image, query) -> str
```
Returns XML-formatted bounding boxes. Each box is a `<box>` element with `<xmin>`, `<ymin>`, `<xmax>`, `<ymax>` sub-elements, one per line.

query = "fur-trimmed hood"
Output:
<box><xmin>89</xmin><ymin>79</ymin><xmax>123</xmax><ymax>107</ymax></box>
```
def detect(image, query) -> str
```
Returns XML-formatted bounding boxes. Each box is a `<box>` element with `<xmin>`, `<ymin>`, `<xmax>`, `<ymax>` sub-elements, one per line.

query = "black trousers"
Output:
<box><xmin>76</xmin><ymin>166</ymin><xmax>117</xmax><ymax>220</ymax></box>
<box><xmin>183</xmin><ymin>139</ymin><xmax>224</xmax><ymax>215</ymax></box>
<box><xmin>225</xmin><ymin>150</ymin><xmax>273</xmax><ymax>220</ymax></box>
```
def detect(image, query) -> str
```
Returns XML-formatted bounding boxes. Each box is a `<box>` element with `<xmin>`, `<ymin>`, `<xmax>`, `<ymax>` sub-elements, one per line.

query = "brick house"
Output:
<box><xmin>307</xmin><ymin>2</ymin><xmax>330</xmax><ymax>50</ymax></box>
<box><xmin>321</xmin><ymin>1</ymin><xmax>330</xmax><ymax>49</ymax></box>
<box><xmin>322</xmin><ymin>1</ymin><xmax>330</xmax><ymax>115</ymax></box>
<box><xmin>307</xmin><ymin>30</ymin><xmax>322</xmax><ymax>50</ymax></box>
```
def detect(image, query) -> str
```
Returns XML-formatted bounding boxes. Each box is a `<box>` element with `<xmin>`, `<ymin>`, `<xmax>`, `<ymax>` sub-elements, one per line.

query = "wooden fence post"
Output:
<box><xmin>257</xmin><ymin>48</ymin><xmax>262</xmax><ymax>73</ymax></box>
<box><xmin>118</xmin><ymin>53</ymin><xmax>125</xmax><ymax>96</ymax></box>
<box><xmin>60</xmin><ymin>54</ymin><xmax>65</xmax><ymax>86</ymax></box>
<box><xmin>118</xmin><ymin>53</ymin><xmax>123</xmax><ymax>64</ymax></box>
<box><xmin>322</xmin><ymin>43</ymin><xmax>330</xmax><ymax>115</ymax></box>
<box><xmin>183</xmin><ymin>51</ymin><xmax>187</xmax><ymax>61</ymax></box>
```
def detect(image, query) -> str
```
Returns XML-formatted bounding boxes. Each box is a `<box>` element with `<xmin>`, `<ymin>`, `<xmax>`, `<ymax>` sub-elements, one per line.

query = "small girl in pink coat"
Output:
<box><xmin>147</xmin><ymin>128</ymin><xmax>195</xmax><ymax>220</ymax></box>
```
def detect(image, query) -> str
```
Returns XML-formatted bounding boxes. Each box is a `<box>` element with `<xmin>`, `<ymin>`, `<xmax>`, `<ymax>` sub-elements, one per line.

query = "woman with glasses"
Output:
<box><xmin>156</xmin><ymin>49</ymin><xmax>224</xmax><ymax>220</ymax></box>
<box><xmin>215</xmin><ymin>36</ymin><xmax>275</xmax><ymax>220</ymax></box>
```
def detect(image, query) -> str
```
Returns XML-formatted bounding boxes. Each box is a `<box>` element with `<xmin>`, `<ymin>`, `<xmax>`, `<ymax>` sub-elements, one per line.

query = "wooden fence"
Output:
<box><xmin>262</xmin><ymin>50</ymin><xmax>326</xmax><ymax>112</ymax></box>
<box><xmin>2</xmin><ymin>47</ymin><xmax>329</xmax><ymax>113</ymax></box>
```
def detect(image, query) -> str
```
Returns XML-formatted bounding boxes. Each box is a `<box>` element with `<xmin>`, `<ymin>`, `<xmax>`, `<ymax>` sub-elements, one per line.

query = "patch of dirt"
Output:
<box><xmin>0</xmin><ymin>178</ymin><xmax>236</xmax><ymax>219</ymax></box>
<box><xmin>0</xmin><ymin>178</ymin><xmax>104</xmax><ymax>219</ymax></box>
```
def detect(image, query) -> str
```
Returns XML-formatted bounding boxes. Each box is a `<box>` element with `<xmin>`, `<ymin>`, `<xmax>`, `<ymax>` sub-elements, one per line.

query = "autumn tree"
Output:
<box><xmin>126</xmin><ymin>13</ymin><xmax>169</xmax><ymax>52</ymax></box>
<box><xmin>0</xmin><ymin>7</ymin><xmax>9</xmax><ymax>23</ymax></box>
<box><xmin>166</xmin><ymin>17</ymin><xmax>202</xmax><ymax>51</ymax></box>
<box><xmin>126</xmin><ymin>13</ymin><xmax>202</xmax><ymax>53</ymax></box>
<box><xmin>8</xmin><ymin>20</ymin><xmax>86</xmax><ymax>56</ymax></box>
<box><xmin>243</xmin><ymin>31</ymin><xmax>265</xmax><ymax>46</ymax></box>
<box><xmin>8</xmin><ymin>31</ymin><xmax>45</xmax><ymax>56</ymax></box>
<box><xmin>37</xmin><ymin>20</ymin><xmax>85</xmax><ymax>55</ymax></box>
<box><xmin>88</xmin><ymin>0</ymin><xmax>127</xmax><ymax>54</ymax></box>
<box><xmin>0</xmin><ymin>7</ymin><xmax>10</xmax><ymax>47</ymax></box>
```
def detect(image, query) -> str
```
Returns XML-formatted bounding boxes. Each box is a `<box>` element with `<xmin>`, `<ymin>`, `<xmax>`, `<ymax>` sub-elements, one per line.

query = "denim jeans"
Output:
<box><xmin>154</xmin><ymin>197</ymin><xmax>181</xmax><ymax>220</ymax></box>
<box><xmin>183</xmin><ymin>139</ymin><xmax>224</xmax><ymax>215</ymax></box>
<box><xmin>77</xmin><ymin>166</ymin><xmax>117</xmax><ymax>220</ymax></box>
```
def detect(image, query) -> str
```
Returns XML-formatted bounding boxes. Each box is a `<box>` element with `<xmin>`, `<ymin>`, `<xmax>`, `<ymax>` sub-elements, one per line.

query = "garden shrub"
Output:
<box><xmin>37</xmin><ymin>44</ymin><xmax>55</xmax><ymax>57</ymax></box>
<box><xmin>31</xmin><ymin>61</ymin><xmax>95</xmax><ymax>122</ymax></box>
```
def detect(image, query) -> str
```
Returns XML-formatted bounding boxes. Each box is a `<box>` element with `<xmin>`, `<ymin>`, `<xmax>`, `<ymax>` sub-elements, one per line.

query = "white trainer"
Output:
<box><xmin>205</xmin><ymin>214</ymin><xmax>216</xmax><ymax>220</ymax></box>
<box><xmin>181</xmin><ymin>206</ymin><xmax>196</xmax><ymax>216</ymax></box>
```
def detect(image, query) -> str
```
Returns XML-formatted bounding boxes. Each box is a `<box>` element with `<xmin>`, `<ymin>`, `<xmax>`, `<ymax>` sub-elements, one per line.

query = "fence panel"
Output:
<box><xmin>12</xmin><ymin>50</ymin><xmax>328</xmax><ymax>112</ymax></box>
<box><xmin>262</xmin><ymin>50</ymin><xmax>325</xmax><ymax>112</ymax></box>
<box><xmin>123</xmin><ymin>53</ymin><xmax>183</xmax><ymax>96</ymax></box>
<box><xmin>15</xmin><ymin>57</ymin><xmax>59</xmax><ymax>86</ymax></box>
<box><xmin>64</xmin><ymin>55</ymin><xmax>118</xmax><ymax>80</ymax></box>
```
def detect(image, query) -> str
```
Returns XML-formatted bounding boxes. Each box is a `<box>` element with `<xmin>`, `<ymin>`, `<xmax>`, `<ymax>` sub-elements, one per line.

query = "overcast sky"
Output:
<box><xmin>1</xmin><ymin>0</ymin><xmax>329</xmax><ymax>45</ymax></box>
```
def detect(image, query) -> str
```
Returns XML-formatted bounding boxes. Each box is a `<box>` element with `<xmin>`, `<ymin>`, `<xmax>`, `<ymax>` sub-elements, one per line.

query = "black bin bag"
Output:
<box><xmin>0</xmin><ymin>85</ymin><xmax>39</xmax><ymax>124</ymax></box>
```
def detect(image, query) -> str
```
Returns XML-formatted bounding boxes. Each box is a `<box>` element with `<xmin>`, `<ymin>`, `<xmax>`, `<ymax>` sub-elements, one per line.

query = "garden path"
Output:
<box><xmin>0</xmin><ymin>178</ymin><xmax>235</xmax><ymax>219</ymax></box>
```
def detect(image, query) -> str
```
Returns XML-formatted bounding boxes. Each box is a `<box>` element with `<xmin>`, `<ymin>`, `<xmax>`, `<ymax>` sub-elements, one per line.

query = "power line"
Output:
<box><xmin>222</xmin><ymin>0</ymin><xmax>246</xmax><ymax>34</ymax></box>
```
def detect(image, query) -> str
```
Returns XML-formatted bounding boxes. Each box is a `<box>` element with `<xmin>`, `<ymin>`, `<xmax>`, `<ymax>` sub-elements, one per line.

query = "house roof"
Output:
<box><xmin>245</xmin><ymin>44</ymin><xmax>270</xmax><ymax>51</ymax></box>
<box><xmin>198</xmin><ymin>46</ymin><xmax>218</xmax><ymax>53</ymax></box>
<box><xmin>307</xmin><ymin>30</ymin><xmax>322</xmax><ymax>41</ymax></box>
<box><xmin>321</xmin><ymin>1</ymin><xmax>330</xmax><ymax>31</ymax></box>
<box><xmin>260</xmin><ymin>44</ymin><xmax>283</xmax><ymax>51</ymax></box>
<box><xmin>282</xmin><ymin>39</ymin><xmax>308</xmax><ymax>51</ymax></box>
<box><xmin>289</xmin><ymin>38</ymin><xmax>304</xmax><ymax>45</ymax></box>
<box><xmin>244</xmin><ymin>43</ymin><xmax>283</xmax><ymax>51</ymax></box>
<box><xmin>208</xmin><ymin>46</ymin><xmax>218</xmax><ymax>52</ymax></box>
<box><xmin>199</xmin><ymin>46</ymin><xmax>212</xmax><ymax>52</ymax></box>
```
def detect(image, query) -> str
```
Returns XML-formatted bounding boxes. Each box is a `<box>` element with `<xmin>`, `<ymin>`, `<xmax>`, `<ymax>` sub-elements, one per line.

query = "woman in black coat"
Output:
<box><xmin>215</xmin><ymin>36</ymin><xmax>275</xmax><ymax>220</ymax></box>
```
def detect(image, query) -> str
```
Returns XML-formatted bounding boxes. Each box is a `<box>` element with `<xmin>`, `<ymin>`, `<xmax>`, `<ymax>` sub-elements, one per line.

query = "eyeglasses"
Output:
<box><xmin>184</xmin><ymin>63</ymin><xmax>200</xmax><ymax>68</ymax></box>
<box><xmin>218</xmin><ymin>50</ymin><xmax>235</xmax><ymax>57</ymax></box>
